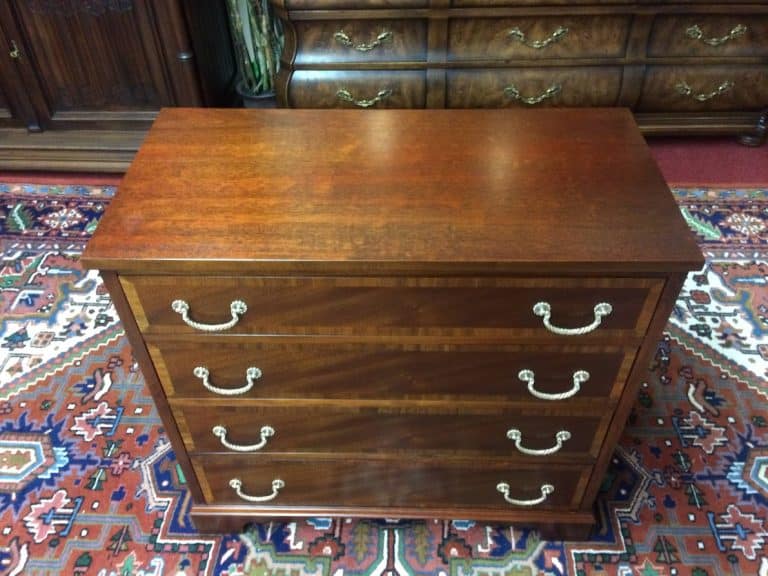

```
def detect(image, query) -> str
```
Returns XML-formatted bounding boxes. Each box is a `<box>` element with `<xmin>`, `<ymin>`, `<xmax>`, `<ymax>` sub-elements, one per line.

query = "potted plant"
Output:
<box><xmin>225</xmin><ymin>0</ymin><xmax>283</xmax><ymax>107</ymax></box>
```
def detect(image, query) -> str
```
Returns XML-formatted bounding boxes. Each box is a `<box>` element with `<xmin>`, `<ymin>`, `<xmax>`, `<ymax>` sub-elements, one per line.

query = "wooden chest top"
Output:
<box><xmin>81</xmin><ymin>108</ymin><xmax>703</xmax><ymax>275</ymax></box>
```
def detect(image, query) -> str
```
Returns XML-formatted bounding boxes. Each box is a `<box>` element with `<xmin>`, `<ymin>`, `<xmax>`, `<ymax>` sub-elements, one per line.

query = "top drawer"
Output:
<box><xmin>293</xmin><ymin>19</ymin><xmax>428</xmax><ymax>65</ymax></box>
<box><xmin>120</xmin><ymin>276</ymin><xmax>662</xmax><ymax>340</ymax></box>
<box><xmin>281</xmin><ymin>0</ymin><xmax>426</xmax><ymax>7</ymax></box>
<box><xmin>448</xmin><ymin>16</ymin><xmax>631</xmax><ymax>60</ymax></box>
<box><xmin>648</xmin><ymin>15</ymin><xmax>768</xmax><ymax>58</ymax></box>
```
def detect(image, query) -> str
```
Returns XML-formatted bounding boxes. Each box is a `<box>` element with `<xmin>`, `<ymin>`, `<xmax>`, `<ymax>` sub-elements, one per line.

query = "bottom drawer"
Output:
<box><xmin>447</xmin><ymin>67</ymin><xmax>623</xmax><ymax>108</ymax></box>
<box><xmin>638</xmin><ymin>65</ymin><xmax>768</xmax><ymax>112</ymax></box>
<box><xmin>193</xmin><ymin>455</ymin><xmax>589</xmax><ymax>510</ymax></box>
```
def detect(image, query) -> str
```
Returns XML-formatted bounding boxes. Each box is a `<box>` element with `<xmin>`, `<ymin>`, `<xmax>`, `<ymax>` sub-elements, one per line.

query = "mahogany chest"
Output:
<box><xmin>81</xmin><ymin>108</ymin><xmax>703</xmax><ymax>537</ymax></box>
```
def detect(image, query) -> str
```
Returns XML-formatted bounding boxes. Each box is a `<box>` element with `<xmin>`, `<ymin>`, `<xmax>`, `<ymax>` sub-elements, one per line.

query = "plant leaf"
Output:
<box><xmin>237</xmin><ymin>0</ymin><xmax>256</xmax><ymax>64</ymax></box>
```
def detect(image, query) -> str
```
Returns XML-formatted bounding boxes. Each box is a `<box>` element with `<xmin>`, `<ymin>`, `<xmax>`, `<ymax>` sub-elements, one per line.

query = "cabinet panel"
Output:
<box><xmin>9</xmin><ymin>0</ymin><xmax>172</xmax><ymax>122</ymax></box>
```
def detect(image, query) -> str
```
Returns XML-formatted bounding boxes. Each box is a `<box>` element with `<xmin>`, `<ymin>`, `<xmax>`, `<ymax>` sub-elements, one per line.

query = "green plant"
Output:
<box><xmin>226</xmin><ymin>0</ymin><xmax>283</xmax><ymax>96</ymax></box>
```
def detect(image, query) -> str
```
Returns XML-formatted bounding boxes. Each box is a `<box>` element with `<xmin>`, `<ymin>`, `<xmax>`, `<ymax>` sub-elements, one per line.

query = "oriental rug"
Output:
<box><xmin>0</xmin><ymin>182</ymin><xmax>766</xmax><ymax>576</ymax></box>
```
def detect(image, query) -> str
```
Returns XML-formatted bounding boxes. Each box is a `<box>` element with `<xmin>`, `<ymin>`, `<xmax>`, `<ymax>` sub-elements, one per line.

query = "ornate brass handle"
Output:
<box><xmin>334</xmin><ymin>30</ymin><xmax>393</xmax><ymax>52</ymax></box>
<box><xmin>336</xmin><ymin>88</ymin><xmax>392</xmax><ymax>108</ymax></box>
<box><xmin>507</xmin><ymin>429</ymin><xmax>572</xmax><ymax>456</ymax></box>
<box><xmin>685</xmin><ymin>24</ymin><xmax>747</xmax><ymax>47</ymax></box>
<box><xmin>532</xmin><ymin>302</ymin><xmax>612</xmax><ymax>335</ymax></box>
<box><xmin>213</xmin><ymin>425</ymin><xmax>274</xmax><ymax>452</ymax></box>
<box><xmin>193</xmin><ymin>366</ymin><xmax>262</xmax><ymax>396</ymax></box>
<box><xmin>507</xmin><ymin>26</ymin><xmax>569</xmax><ymax>49</ymax></box>
<box><xmin>171</xmin><ymin>299</ymin><xmax>247</xmax><ymax>332</ymax></box>
<box><xmin>496</xmin><ymin>482</ymin><xmax>554</xmax><ymax>506</ymax></box>
<box><xmin>229</xmin><ymin>478</ymin><xmax>284</xmax><ymax>502</ymax></box>
<box><xmin>518</xmin><ymin>369</ymin><xmax>590</xmax><ymax>401</ymax></box>
<box><xmin>504</xmin><ymin>84</ymin><xmax>561</xmax><ymax>105</ymax></box>
<box><xmin>675</xmin><ymin>80</ymin><xmax>734</xmax><ymax>102</ymax></box>
<box><xmin>9</xmin><ymin>40</ymin><xmax>20</xmax><ymax>59</ymax></box>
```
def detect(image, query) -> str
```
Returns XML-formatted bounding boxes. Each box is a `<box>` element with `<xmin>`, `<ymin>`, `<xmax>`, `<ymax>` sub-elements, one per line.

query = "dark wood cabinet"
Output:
<box><xmin>0</xmin><ymin>0</ymin><xmax>235</xmax><ymax>171</ymax></box>
<box><xmin>271</xmin><ymin>0</ymin><xmax>768</xmax><ymax>142</ymax></box>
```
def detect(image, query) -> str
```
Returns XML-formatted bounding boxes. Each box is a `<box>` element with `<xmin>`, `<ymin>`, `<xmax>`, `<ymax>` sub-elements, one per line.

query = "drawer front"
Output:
<box><xmin>122</xmin><ymin>276</ymin><xmax>661</xmax><ymax>338</ymax></box>
<box><xmin>284</xmin><ymin>0</ymin><xmax>426</xmax><ymax>7</ymax></box>
<box><xmin>638</xmin><ymin>66</ymin><xmax>768</xmax><ymax>112</ymax></box>
<box><xmin>448</xmin><ymin>16</ymin><xmax>630</xmax><ymax>60</ymax></box>
<box><xmin>286</xmin><ymin>70</ymin><xmax>426</xmax><ymax>108</ymax></box>
<box><xmin>193</xmin><ymin>455</ymin><xmax>589</xmax><ymax>509</ymax></box>
<box><xmin>648</xmin><ymin>15</ymin><xmax>768</xmax><ymax>58</ymax></box>
<box><xmin>294</xmin><ymin>19</ymin><xmax>427</xmax><ymax>65</ymax></box>
<box><xmin>150</xmin><ymin>340</ymin><xmax>634</xmax><ymax>403</ymax></box>
<box><xmin>175</xmin><ymin>402</ymin><xmax>607</xmax><ymax>458</ymax></box>
<box><xmin>447</xmin><ymin>67</ymin><xmax>623</xmax><ymax>108</ymax></box>
<box><xmin>451</xmin><ymin>0</ymin><xmax>631</xmax><ymax>5</ymax></box>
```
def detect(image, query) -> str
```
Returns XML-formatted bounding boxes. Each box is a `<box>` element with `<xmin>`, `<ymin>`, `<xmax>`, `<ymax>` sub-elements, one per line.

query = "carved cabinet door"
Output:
<box><xmin>0</xmin><ymin>4</ymin><xmax>44</xmax><ymax>131</ymax></box>
<box><xmin>5</xmin><ymin>0</ymin><xmax>195</xmax><ymax>131</ymax></box>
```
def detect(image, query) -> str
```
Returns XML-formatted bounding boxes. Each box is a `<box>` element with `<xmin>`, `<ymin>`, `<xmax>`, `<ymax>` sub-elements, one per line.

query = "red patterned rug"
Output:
<box><xmin>0</xmin><ymin>183</ymin><xmax>767</xmax><ymax>575</ymax></box>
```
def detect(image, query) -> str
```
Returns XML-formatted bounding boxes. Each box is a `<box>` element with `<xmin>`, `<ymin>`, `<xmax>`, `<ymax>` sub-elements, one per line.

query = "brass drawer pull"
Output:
<box><xmin>9</xmin><ymin>40</ymin><xmax>21</xmax><ymax>59</ymax></box>
<box><xmin>518</xmin><ymin>369</ymin><xmax>589</xmax><ymax>401</ymax></box>
<box><xmin>193</xmin><ymin>366</ymin><xmax>262</xmax><ymax>396</ymax></box>
<box><xmin>504</xmin><ymin>84</ymin><xmax>561</xmax><ymax>105</ymax></box>
<box><xmin>675</xmin><ymin>80</ymin><xmax>734</xmax><ymax>102</ymax></box>
<box><xmin>334</xmin><ymin>30</ymin><xmax>393</xmax><ymax>52</ymax></box>
<box><xmin>533</xmin><ymin>301</ymin><xmax>612</xmax><ymax>335</ymax></box>
<box><xmin>336</xmin><ymin>88</ymin><xmax>392</xmax><ymax>108</ymax></box>
<box><xmin>212</xmin><ymin>425</ymin><xmax>274</xmax><ymax>452</ymax></box>
<box><xmin>496</xmin><ymin>482</ymin><xmax>554</xmax><ymax>506</ymax></box>
<box><xmin>171</xmin><ymin>299</ymin><xmax>247</xmax><ymax>332</ymax></box>
<box><xmin>507</xmin><ymin>429</ymin><xmax>571</xmax><ymax>456</ymax></box>
<box><xmin>507</xmin><ymin>26</ymin><xmax>569</xmax><ymax>49</ymax></box>
<box><xmin>229</xmin><ymin>478</ymin><xmax>284</xmax><ymax>502</ymax></box>
<box><xmin>685</xmin><ymin>24</ymin><xmax>747</xmax><ymax>47</ymax></box>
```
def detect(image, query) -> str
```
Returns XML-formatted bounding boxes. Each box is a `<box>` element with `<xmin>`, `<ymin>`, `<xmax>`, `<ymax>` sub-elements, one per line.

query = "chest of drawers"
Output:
<box><xmin>271</xmin><ymin>0</ymin><xmax>768</xmax><ymax>142</ymax></box>
<box><xmin>81</xmin><ymin>108</ymin><xmax>703</xmax><ymax>537</ymax></box>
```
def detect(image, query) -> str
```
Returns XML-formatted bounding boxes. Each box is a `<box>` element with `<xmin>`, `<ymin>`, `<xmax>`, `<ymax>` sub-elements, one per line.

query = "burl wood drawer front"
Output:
<box><xmin>122</xmin><ymin>276</ymin><xmax>661</xmax><ymax>339</ymax></box>
<box><xmin>447</xmin><ymin>68</ymin><xmax>623</xmax><ymax>108</ymax></box>
<box><xmin>448</xmin><ymin>16</ymin><xmax>630</xmax><ymax>60</ymax></box>
<box><xmin>293</xmin><ymin>19</ymin><xmax>427</xmax><ymax>65</ymax></box>
<box><xmin>638</xmin><ymin>66</ymin><xmax>768</xmax><ymax>112</ymax></box>
<box><xmin>648</xmin><ymin>15</ymin><xmax>768</xmax><ymax>58</ymax></box>
<box><xmin>286</xmin><ymin>70</ymin><xmax>426</xmax><ymax>108</ymax></box>
<box><xmin>284</xmin><ymin>0</ymin><xmax>426</xmax><ymax>7</ymax></box>
<box><xmin>193</xmin><ymin>455</ymin><xmax>589</xmax><ymax>510</ymax></box>
<box><xmin>149</xmin><ymin>340</ymin><xmax>634</xmax><ymax>403</ymax></box>
<box><xmin>175</xmin><ymin>403</ymin><xmax>607</xmax><ymax>459</ymax></box>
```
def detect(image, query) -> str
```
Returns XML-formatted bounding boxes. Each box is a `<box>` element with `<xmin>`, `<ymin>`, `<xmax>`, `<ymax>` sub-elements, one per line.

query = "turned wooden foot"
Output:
<box><xmin>739</xmin><ymin>109</ymin><xmax>768</xmax><ymax>147</ymax></box>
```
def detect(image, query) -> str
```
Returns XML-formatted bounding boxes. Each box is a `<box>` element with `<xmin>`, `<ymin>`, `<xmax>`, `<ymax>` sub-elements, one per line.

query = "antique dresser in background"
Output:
<box><xmin>82</xmin><ymin>108</ymin><xmax>703</xmax><ymax>537</ymax></box>
<box><xmin>270</xmin><ymin>0</ymin><xmax>768</xmax><ymax>143</ymax></box>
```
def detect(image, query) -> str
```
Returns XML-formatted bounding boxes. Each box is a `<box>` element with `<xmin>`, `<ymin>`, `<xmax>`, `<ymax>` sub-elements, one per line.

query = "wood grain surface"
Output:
<box><xmin>81</xmin><ymin>108</ymin><xmax>703</xmax><ymax>275</ymax></box>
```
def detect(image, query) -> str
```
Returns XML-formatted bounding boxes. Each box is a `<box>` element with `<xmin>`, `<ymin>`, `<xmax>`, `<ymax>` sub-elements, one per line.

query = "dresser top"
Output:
<box><xmin>82</xmin><ymin>108</ymin><xmax>702</xmax><ymax>275</ymax></box>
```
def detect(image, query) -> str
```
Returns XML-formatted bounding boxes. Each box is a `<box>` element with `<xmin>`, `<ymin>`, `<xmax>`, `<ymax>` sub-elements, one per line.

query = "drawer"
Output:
<box><xmin>150</xmin><ymin>340</ymin><xmax>635</xmax><ymax>403</ymax></box>
<box><xmin>285</xmin><ymin>70</ymin><xmax>426</xmax><ymax>108</ymax></box>
<box><xmin>293</xmin><ymin>19</ymin><xmax>427</xmax><ymax>65</ymax></box>
<box><xmin>648</xmin><ymin>15</ymin><xmax>768</xmax><ymax>58</ymax></box>
<box><xmin>448</xmin><ymin>16</ymin><xmax>630</xmax><ymax>60</ymax></box>
<box><xmin>451</xmin><ymin>0</ymin><xmax>631</xmax><ymax>5</ymax></box>
<box><xmin>175</xmin><ymin>402</ymin><xmax>608</xmax><ymax>459</ymax></box>
<box><xmin>284</xmin><ymin>0</ymin><xmax>426</xmax><ymax>7</ymax></box>
<box><xmin>638</xmin><ymin>66</ymin><xmax>768</xmax><ymax>112</ymax></box>
<box><xmin>122</xmin><ymin>276</ymin><xmax>662</xmax><ymax>339</ymax></box>
<box><xmin>447</xmin><ymin>67</ymin><xmax>623</xmax><ymax>108</ymax></box>
<box><xmin>192</xmin><ymin>454</ymin><xmax>589</xmax><ymax>510</ymax></box>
